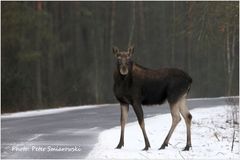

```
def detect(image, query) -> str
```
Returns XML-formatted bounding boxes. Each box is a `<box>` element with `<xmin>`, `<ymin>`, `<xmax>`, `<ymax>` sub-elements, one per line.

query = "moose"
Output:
<box><xmin>113</xmin><ymin>46</ymin><xmax>193</xmax><ymax>151</ymax></box>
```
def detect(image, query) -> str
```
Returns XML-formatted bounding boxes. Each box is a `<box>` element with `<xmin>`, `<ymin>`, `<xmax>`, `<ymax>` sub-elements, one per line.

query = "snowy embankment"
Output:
<box><xmin>86</xmin><ymin>105</ymin><xmax>239</xmax><ymax>160</ymax></box>
<box><xmin>1</xmin><ymin>104</ymin><xmax>113</xmax><ymax>119</ymax></box>
<box><xmin>1</xmin><ymin>96</ymin><xmax>236</xmax><ymax>119</ymax></box>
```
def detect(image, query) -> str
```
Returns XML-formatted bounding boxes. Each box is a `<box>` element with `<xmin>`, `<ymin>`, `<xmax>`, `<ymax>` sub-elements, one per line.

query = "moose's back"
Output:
<box><xmin>132</xmin><ymin>64</ymin><xmax>192</xmax><ymax>105</ymax></box>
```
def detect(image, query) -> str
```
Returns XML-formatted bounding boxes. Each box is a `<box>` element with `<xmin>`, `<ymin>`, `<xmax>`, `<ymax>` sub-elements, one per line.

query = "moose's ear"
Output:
<box><xmin>112</xmin><ymin>46</ymin><xmax>119</xmax><ymax>55</ymax></box>
<box><xmin>128</xmin><ymin>46</ymin><xmax>134</xmax><ymax>56</ymax></box>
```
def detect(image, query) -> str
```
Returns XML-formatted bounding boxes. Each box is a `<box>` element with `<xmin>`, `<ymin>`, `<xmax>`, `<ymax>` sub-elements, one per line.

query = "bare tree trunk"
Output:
<box><xmin>226</xmin><ymin>24</ymin><xmax>236</xmax><ymax>96</ymax></box>
<box><xmin>222</xmin><ymin>32</ymin><xmax>227</xmax><ymax>93</ymax></box>
<box><xmin>36</xmin><ymin>1</ymin><xmax>43</xmax><ymax>108</ymax></box>
<box><xmin>128</xmin><ymin>1</ymin><xmax>136</xmax><ymax>47</ymax></box>
<box><xmin>110</xmin><ymin>1</ymin><xmax>116</xmax><ymax>48</ymax></box>
<box><xmin>47</xmin><ymin>2</ymin><xmax>59</xmax><ymax>105</ymax></box>
<box><xmin>36</xmin><ymin>60</ymin><xmax>42</xmax><ymax>108</ymax></box>
<box><xmin>47</xmin><ymin>45</ymin><xmax>53</xmax><ymax>105</ymax></box>
<box><xmin>139</xmin><ymin>1</ymin><xmax>145</xmax><ymax>42</ymax></box>
<box><xmin>226</xmin><ymin>23</ymin><xmax>231</xmax><ymax>96</ymax></box>
<box><xmin>187</xmin><ymin>1</ymin><xmax>193</xmax><ymax>73</ymax></box>
<box><xmin>93</xmin><ymin>7</ymin><xmax>102</xmax><ymax>104</ymax></box>
<box><xmin>94</xmin><ymin>41</ymin><xmax>100</xmax><ymax>104</ymax></box>
<box><xmin>171</xmin><ymin>1</ymin><xmax>176</xmax><ymax>66</ymax></box>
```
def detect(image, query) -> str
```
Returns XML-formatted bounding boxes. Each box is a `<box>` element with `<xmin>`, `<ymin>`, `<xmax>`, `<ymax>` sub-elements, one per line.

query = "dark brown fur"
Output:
<box><xmin>113</xmin><ymin>47</ymin><xmax>192</xmax><ymax>151</ymax></box>
<box><xmin>114</xmin><ymin>63</ymin><xmax>192</xmax><ymax>105</ymax></box>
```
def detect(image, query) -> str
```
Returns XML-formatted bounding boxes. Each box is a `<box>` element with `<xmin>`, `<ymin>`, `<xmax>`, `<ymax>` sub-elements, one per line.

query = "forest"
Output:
<box><xmin>1</xmin><ymin>1</ymin><xmax>239</xmax><ymax>113</ymax></box>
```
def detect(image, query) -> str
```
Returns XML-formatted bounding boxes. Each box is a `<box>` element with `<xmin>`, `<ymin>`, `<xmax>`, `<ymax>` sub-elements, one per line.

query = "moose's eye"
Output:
<box><xmin>116</xmin><ymin>53</ymin><xmax>121</xmax><ymax>59</ymax></box>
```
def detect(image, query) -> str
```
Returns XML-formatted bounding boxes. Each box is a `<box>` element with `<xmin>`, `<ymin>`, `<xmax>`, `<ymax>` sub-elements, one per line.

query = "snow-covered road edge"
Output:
<box><xmin>1</xmin><ymin>96</ymin><xmax>237</xmax><ymax>119</ymax></box>
<box><xmin>1</xmin><ymin>104</ymin><xmax>117</xmax><ymax>119</ymax></box>
<box><xmin>86</xmin><ymin>105</ymin><xmax>239</xmax><ymax>160</ymax></box>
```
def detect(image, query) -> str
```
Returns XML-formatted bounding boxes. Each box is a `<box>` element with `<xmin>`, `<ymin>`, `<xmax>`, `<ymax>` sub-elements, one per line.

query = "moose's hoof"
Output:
<box><xmin>182</xmin><ymin>145</ymin><xmax>191</xmax><ymax>151</ymax></box>
<box><xmin>115</xmin><ymin>146</ymin><xmax>122</xmax><ymax>149</ymax></box>
<box><xmin>159</xmin><ymin>143</ymin><xmax>168</xmax><ymax>150</ymax></box>
<box><xmin>142</xmin><ymin>146</ymin><xmax>150</xmax><ymax>151</ymax></box>
<box><xmin>115</xmin><ymin>144</ymin><xmax>123</xmax><ymax>149</ymax></box>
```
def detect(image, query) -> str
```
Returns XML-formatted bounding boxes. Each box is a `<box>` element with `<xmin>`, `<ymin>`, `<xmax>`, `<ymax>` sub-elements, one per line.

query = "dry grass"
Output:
<box><xmin>225</xmin><ymin>97</ymin><xmax>239</xmax><ymax>152</ymax></box>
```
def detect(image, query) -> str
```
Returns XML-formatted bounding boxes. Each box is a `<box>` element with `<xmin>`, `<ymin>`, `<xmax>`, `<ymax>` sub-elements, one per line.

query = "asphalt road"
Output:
<box><xmin>1</xmin><ymin>97</ymin><xmax>236</xmax><ymax>159</ymax></box>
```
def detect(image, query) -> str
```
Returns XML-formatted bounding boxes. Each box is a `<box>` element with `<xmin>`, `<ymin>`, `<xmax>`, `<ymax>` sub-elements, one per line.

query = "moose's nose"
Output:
<box><xmin>120</xmin><ymin>66</ymin><xmax>128</xmax><ymax>75</ymax></box>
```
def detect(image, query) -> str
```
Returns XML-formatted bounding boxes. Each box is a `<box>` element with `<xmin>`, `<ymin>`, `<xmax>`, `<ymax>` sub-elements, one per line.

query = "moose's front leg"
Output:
<box><xmin>116</xmin><ymin>103</ymin><xmax>129</xmax><ymax>149</ymax></box>
<box><xmin>132</xmin><ymin>102</ymin><xmax>151</xmax><ymax>151</ymax></box>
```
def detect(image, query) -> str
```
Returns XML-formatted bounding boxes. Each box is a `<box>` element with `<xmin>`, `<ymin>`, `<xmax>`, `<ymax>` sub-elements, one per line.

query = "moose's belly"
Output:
<box><xmin>141</xmin><ymin>83</ymin><xmax>168</xmax><ymax>105</ymax></box>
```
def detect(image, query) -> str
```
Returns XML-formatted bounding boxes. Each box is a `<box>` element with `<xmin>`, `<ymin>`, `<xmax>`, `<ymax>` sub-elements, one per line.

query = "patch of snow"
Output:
<box><xmin>1</xmin><ymin>104</ymin><xmax>116</xmax><ymax>119</ymax></box>
<box><xmin>55</xmin><ymin>127</ymin><xmax>100</xmax><ymax>135</ymax></box>
<box><xmin>189</xmin><ymin>96</ymin><xmax>239</xmax><ymax>101</ymax></box>
<box><xmin>27</xmin><ymin>134</ymin><xmax>43</xmax><ymax>142</ymax></box>
<box><xmin>86</xmin><ymin>105</ymin><xmax>239</xmax><ymax>159</ymax></box>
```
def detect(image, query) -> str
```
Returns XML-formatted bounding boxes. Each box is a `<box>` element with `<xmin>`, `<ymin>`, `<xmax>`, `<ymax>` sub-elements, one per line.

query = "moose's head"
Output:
<box><xmin>113</xmin><ymin>46</ymin><xmax>134</xmax><ymax>75</ymax></box>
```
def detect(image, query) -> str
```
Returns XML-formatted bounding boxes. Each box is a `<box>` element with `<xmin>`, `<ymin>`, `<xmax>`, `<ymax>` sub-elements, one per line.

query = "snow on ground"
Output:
<box><xmin>1</xmin><ymin>104</ymin><xmax>114</xmax><ymax>119</ymax></box>
<box><xmin>86</xmin><ymin>105</ymin><xmax>239</xmax><ymax>160</ymax></box>
<box><xmin>2</xmin><ymin>97</ymin><xmax>236</xmax><ymax>119</ymax></box>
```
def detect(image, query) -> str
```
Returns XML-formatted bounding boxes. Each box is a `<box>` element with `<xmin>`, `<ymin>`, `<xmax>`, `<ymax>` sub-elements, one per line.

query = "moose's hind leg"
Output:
<box><xmin>179</xmin><ymin>95</ymin><xmax>192</xmax><ymax>151</ymax></box>
<box><xmin>160</xmin><ymin>101</ymin><xmax>181</xmax><ymax>150</ymax></box>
